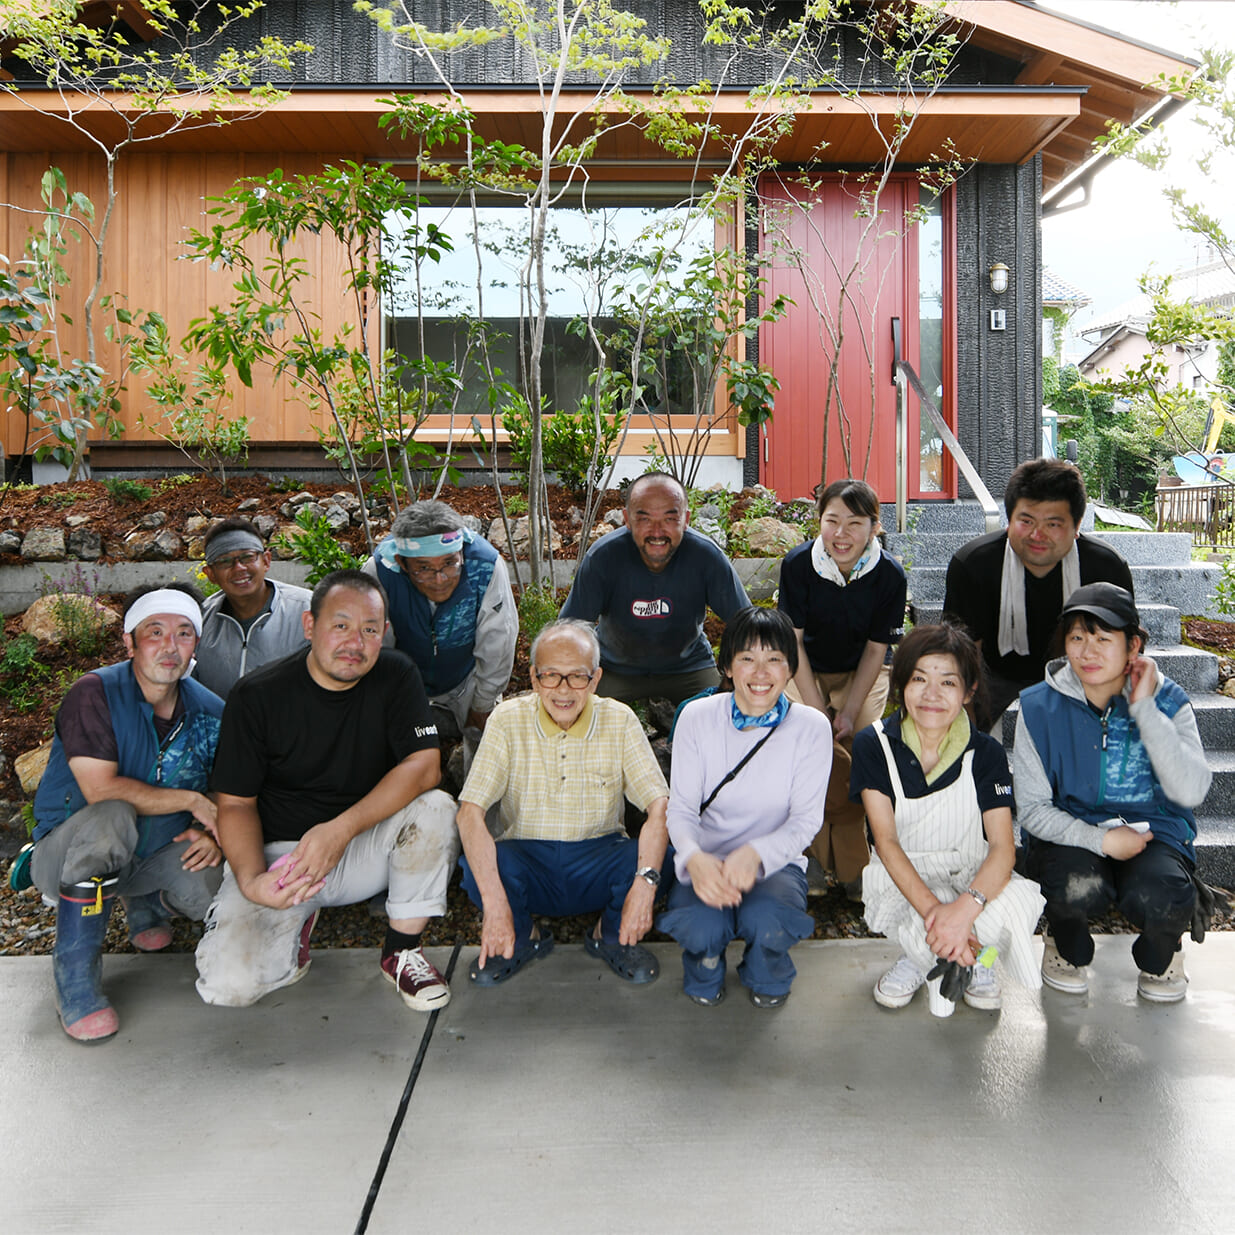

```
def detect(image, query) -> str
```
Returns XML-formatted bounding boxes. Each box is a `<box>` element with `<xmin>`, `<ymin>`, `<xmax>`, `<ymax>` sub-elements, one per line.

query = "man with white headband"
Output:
<box><xmin>364</xmin><ymin>500</ymin><xmax>516</xmax><ymax>770</ymax></box>
<box><xmin>943</xmin><ymin>458</ymin><xmax>1133</xmax><ymax>728</ymax></box>
<box><xmin>28</xmin><ymin>584</ymin><xmax>225</xmax><ymax>1043</ymax></box>
<box><xmin>194</xmin><ymin>517</ymin><xmax>311</xmax><ymax>700</ymax></box>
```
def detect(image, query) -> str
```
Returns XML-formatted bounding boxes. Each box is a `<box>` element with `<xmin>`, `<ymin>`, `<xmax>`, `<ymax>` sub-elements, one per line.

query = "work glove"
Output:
<box><xmin>1190</xmin><ymin>874</ymin><xmax>1233</xmax><ymax>943</ymax></box>
<box><xmin>925</xmin><ymin>957</ymin><xmax>972</xmax><ymax>1003</ymax></box>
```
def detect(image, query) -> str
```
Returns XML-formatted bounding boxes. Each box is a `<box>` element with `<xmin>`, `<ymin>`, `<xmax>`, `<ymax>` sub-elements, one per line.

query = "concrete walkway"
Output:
<box><xmin>4</xmin><ymin>937</ymin><xmax>1234</xmax><ymax>1235</ymax></box>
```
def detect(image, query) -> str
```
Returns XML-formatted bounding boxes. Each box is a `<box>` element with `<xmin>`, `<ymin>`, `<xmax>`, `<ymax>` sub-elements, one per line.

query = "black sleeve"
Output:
<box><xmin>382</xmin><ymin>652</ymin><xmax>441</xmax><ymax>762</ymax></box>
<box><xmin>849</xmin><ymin>727</ymin><xmax>894</xmax><ymax>804</ymax></box>
<box><xmin>211</xmin><ymin>685</ymin><xmax>270</xmax><ymax>798</ymax></box>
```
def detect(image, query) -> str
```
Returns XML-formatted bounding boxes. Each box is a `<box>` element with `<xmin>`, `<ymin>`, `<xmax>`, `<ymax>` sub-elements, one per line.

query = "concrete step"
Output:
<box><xmin>913</xmin><ymin>601</ymin><xmax>1181</xmax><ymax>646</ymax></box>
<box><xmin>904</xmin><ymin>561</ymin><xmax>1222</xmax><ymax>618</ymax></box>
<box><xmin>1196</xmin><ymin>817</ymin><xmax>1235</xmax><ymax>885</ymax></box>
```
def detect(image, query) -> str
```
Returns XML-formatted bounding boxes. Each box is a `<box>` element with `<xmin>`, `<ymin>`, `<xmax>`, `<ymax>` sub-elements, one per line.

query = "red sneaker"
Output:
<box><xmin>381</xmin><ymin>946</ymin><xmax>451</xmax><ymax>1011</ymax></box>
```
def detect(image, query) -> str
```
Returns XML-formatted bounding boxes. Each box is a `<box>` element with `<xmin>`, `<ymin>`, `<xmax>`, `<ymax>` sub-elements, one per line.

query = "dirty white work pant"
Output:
<box><xmin>195</xmin><ymin>790</ymin><xmax>458</xmax><ymax>1007</ymax></box>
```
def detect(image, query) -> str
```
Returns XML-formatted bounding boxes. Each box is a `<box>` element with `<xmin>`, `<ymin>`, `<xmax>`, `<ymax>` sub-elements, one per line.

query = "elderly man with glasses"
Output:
<box><xmin>455</xmin><ymin>619</ymin><xmax>670</xmax><ymax>989</ymax></box>
<box><xmin>364</xmin><ymin>500</ymin><xmax>517</xmax><ymax>766</ymax></box>
<box><xmin>194</xmin><ymin>517</ymin><xmax>312</xmax><ymax>700</ymax></box>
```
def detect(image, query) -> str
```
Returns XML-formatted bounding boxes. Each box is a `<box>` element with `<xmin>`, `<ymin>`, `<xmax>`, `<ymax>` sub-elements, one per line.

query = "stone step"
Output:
<box><xmin>1195</xmin><ymin>818</ymin><xmax>1235</xmax><ymax>886</ymax></box>
<box><xmin>904</xmin><ymin>561</ymin><xmax>1222</xmax><ymax>618</ymax></box>
<box><xmin>886</xmin><ymin>529</ymin><xmax>1196</xmax><ymax>568</ymax></box>
<box><xmin>913</xmin><ymin>601</ymin><xmax>1181</xmax><ymax>647</ymax></box>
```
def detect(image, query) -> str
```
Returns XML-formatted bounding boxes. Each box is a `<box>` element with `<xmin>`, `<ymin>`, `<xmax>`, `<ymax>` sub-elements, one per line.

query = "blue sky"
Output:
<box><xmin>1039</xmin><ymin>1</ymin><xmax>1235</xmax><ymax>348</ymax></box>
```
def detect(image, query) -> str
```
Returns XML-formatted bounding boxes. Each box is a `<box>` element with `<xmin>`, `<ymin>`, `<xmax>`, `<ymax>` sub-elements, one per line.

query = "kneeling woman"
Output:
<box><xmin>1015</xmin><ymin>583</ymin><xmax>1211</xmax><ymax>1003</ymax></box>
<box><xmin>659</xmin><ymin>608</ymin><xmax>831</xmax><ymax>1009</ymax></box>
<box><xmin>851</xmin><ymin>624</ymin><xmax>1044</xmax><ymax>1017</ymax></box>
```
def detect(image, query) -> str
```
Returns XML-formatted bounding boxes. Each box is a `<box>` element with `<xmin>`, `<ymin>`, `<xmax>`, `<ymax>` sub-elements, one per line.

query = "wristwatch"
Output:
<box><xmin>966</xmin><ymin>886</ymin><xmax>988</xmax><ymax>908</ymax></box>
<box><xmin>636</xmin><ymin>866</ymin><xmax>661</xmax><ymax>889</ymax></box>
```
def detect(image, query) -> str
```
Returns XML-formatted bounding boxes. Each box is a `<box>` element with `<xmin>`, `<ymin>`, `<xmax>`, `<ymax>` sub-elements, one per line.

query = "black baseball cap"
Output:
<box><xmin>1060</xmin><ymin>583</ymin><xmax>1140</xmax><ymax>630</ymax></box>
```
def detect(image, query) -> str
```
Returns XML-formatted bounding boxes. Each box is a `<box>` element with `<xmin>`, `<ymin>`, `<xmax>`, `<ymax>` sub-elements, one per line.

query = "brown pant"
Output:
<box><xmin>788</xmin><ymin>665</ymin><xmax>890</xmax><ymax>884</ymax></box>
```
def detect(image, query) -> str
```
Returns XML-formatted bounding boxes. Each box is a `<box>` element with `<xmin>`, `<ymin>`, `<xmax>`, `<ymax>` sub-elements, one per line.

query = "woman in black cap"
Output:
<box><xmin>1013</xmin><ymin>583</ymin><xmax>1211</xmax><ymax>1003</ymax></box>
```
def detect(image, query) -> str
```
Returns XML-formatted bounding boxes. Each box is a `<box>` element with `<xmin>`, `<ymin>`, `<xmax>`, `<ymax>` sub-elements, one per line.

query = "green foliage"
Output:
<box><xmin>102</xmin><ymin>478</ymin><xmax>153</xmax><ymax>503</ymax></box>
<box><xmin>50</xmin><ymin>596</ymin><xmax>112</xmax><ymax>659</ymax></box>
<box><xmin>158</xmin><ymin>474</ymin><xmax>197</xmax><ymax>492</ymax></box>
<box><xmin>128</xmin><ymin>311</ymin><xmax>252</xmax><ymax>495</ymax></box>
<box><xmin>275</xmin><ymin>509</ymin><xmax>363</xmax><ymax>586</ymax></box>
<box><xmin>37</xmin><ymin>488</ymin><xmax>89</xmax><ymax>508</ymax></box>
<box><xmin>0</xmin><ymin>633</ymin><xmax>50</xmax><ymax>713</ymax></box>
<box><xmin>505</xmin><ymin>492</ymin><xmax>528</xmax><ymax>516</ymax></box>
<box><xmin>517</xmin><ymin>584</ymin><xmax>561</xmax><ymax>647</ymax></box>
<box><xmin>501</xmin><ymin>390</ymin><xmax>625</xmax><ymax>496</ymax></box>
<box><xmin>1213</xmin><ymin>557</ymin><xmax>1235</xmax><ymax>619</ymax></box>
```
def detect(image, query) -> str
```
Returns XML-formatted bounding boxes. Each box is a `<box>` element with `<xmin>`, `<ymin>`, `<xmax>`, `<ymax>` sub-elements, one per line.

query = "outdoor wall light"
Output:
<box><xmin>988</xmin><ymin>262</ymin><xmax>1009</xmax><ymax>295</ymax></box>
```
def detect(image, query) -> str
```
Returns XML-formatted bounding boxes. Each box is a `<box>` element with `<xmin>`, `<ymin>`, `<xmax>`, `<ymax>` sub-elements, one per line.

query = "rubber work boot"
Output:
<box><xmin>121</xmin><ymin>892</ymin><xmax>173</xmax><ymax>952</ymax></box>
<box><xmin>54</xmin><ymin>873</ymin><xmax>120</xmax><ymax>1043</ymax></box>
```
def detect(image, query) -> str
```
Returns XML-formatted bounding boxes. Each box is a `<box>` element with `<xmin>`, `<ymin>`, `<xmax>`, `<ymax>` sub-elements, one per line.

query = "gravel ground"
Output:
<box><xmin>4</xmin><ymin>864</ymin><xmax>1230</xmax><ymax>958</ymax></box>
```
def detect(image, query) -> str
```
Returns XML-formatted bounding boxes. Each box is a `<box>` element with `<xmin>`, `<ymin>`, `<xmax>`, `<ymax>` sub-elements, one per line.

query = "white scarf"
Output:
<box><xmin>810</xmin><ymin>535</ymin><xmax>882</xmax><ymax>587</ymax></box>
<box><xmin>997</xmin><ymin>537</ymin><xmax>1080</xmax><ymax>657</ymax></box>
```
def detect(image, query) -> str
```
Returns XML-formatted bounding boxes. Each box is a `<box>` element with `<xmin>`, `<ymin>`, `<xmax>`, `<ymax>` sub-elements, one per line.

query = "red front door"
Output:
<box><xmin>759</xmin><ymin>174</ymin><xmax>952</xmax><ymax>503</ymax></box>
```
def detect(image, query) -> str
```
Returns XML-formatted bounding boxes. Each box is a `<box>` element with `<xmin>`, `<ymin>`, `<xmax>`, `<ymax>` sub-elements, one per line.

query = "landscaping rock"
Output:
<box><xmin>329</xmin><ymin>491</ymin><xmax>360</xmax><ymax>513</ymax></box>
<box><xmin>270</xmin><ymin>524</ymin><xmax>301</xmax><ymax>559</ymax></box>
<box><xmin>645</xmin><ymin>697</ymin><xmax>678</xmax><ymax>734</ymax></box>
<box><xmin>253</xmin><ymin>514</ymin><xmax>279</xmax><ymax>539</ymax></box>
<box><xmin>460</xmin><ymin>515</ymin><xmax>484</xmax><ymax>535</ymax></box>
<box><xmin>66</xmin><ymin>528</ymin><xmax>103</xmax><ymax>560</ymax></box>
<box><xmin>0</xmin><ymin>530</ymin><xmax>22</xmax><ymax>554</ymax></box>
<box><xmin>186</xmin><ymin>537</ymin><xmax>206</xmax><ymax>560</ymax></box>
<box><xmin>693</xmin><ymin>516</ymin><xmax>727</xmax><ymax>551</ymax></box>
<box><xmin>237</xmin><ymin>497</ymin><xmax>261</xmax><ymax>512</ymax></box>
<box><xmin>584</xmin><ymin>523</ymin><xmax>613</xmax><ymax>548</ymax></box>
<box><xmin>20</xmin><ymin>526</ymin><xmax>65</xmax><ymax>562</ymax></box>
<box><xmin>487</xmin><ymin>514</ymin><xmax>563</xmax><ymax>560</ymax></box>
<box><xmin>604</xmin><ymin>508</ymin><xmax>625</xmax><ymax>528</ymax></box>
<box><xmin>733</xmin><ymin>516</ymin><xmax>803</xmax><ymax>556</ymax></box>
<box><xmin>184</xmin><ymin>515</ymin><xmax>212</xmax><ymax>536</ymax></box>
<box><xmin>321</xmin><ymin>503</ymin><xmax>351</xmax><ymax>532</ymax></box>
<box><xmin>279</xmin><ymin>492</ymin><xmax>317</xmax><ymax>516</ymax></box>
<box><xmin>21</xmin><ymin>594</ymin><xmax>120</xmax><ymax>645</ymax></box>
<box><xmin>15</xmin><ymin>742</ymin><xmax>52</xmax><ymax>797</ymax></box>
<box><xmin>64</xmin><ymin>514</ymin><xmax>91</xmax><ymax>528</ymax></box>
<box><xmin>697</xmin><ymin>502</ymin><xmax>724</xmax><ymax>522</ymax></box>
<box><xmin>568</xmin><ymin>506</ymin><xmax>584</xmax><ymax>527</ymax></box>
<box><xmin>136</xmin><ymin>511</ymin><xmax>167</xmax><ymax>530</ymax></box>
<box><xmin>124</xmin><ymin>529</ymin><xmax>185</xmax><ymax>561</ymax></box>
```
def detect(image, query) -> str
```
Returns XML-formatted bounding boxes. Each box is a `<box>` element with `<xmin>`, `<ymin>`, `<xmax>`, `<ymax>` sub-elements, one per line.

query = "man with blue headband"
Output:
<box><xmin>24</xmin><ymin>585</ymin><xmax>224</xmax><ymax>1043</ymax></box>
<box><xmin>365</xmin><ymin>500</ymin><xmax>517</xmax><ymax>768</ymax></box>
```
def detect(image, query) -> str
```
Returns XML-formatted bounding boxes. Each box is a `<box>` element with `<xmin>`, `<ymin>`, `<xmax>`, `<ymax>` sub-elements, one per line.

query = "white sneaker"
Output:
<box><xmin>963</xmin><ymin>960</ymin><xmax>1002</xmax><ymax>1010</ymax></box>
<box><xmin>1137</xmin><ymin>950</ymin><xmax>1188</xmax><ymax>1003</ymax></box>
<box><xmin>1041</xmin><ymin>930</ymin><xmax>1088</xmax><ymax>994</ymax></box>
<box><xmin>873</xmin><ymin>955</ymin><xmax>926</xmax><ymax>1009</ymax></box>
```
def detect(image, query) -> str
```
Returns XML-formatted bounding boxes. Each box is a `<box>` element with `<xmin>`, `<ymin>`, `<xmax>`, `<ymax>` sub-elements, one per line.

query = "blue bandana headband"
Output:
<box><xmin>730</xmin><ymin>692</ymin><xmax>790</xmax><ymax>731</ymax></box>
<box><xmin>375</xmin><ymin>527</ymin><xmax>472</xmax><ymax>568</ymax></box>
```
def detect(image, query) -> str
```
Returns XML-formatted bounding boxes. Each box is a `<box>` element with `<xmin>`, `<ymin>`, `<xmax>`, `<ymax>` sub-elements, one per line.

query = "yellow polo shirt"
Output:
<box><xmin>459</xmin><ymin>694</ymin><xmax>668</xmax><ymax>842</ymax></box>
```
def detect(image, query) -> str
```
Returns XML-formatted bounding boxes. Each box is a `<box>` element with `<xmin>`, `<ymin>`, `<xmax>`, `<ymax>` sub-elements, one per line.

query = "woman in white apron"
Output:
<box><xmin>850</xmin><ymin>624</ymin><xmax>1044</xmax><ymax>1017</ymax></box>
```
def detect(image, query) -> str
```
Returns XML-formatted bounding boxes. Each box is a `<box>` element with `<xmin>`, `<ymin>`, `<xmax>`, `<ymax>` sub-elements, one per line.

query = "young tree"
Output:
<box><xmin>2</xmin><ymin>0</ymin><xmax>310</xmax><ymax>477</ymax></box>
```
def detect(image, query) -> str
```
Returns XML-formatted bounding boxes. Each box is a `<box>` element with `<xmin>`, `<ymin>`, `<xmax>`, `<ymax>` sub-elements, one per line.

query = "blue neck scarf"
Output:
<box><xmin>730</xmin><ymin>692</ymin><xmax>790</xmax><ymax>731</ymax></box>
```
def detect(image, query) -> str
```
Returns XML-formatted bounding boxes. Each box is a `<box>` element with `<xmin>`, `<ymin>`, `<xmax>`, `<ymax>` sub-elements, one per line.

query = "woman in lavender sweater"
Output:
<box><xmin>659</xmin><ymin>608</ymin><xmax>832</xmax><ymax>1009</ymax></box>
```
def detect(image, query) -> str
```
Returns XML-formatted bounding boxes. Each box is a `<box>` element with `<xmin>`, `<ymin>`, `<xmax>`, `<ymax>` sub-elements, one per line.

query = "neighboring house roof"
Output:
<box><xmin>1043</xmin><ymin>268</ymin><xmax>1091</xmax><ymax>309</ymax></box>
<box><xmin>1081</xmin><ymin>258</ymin><xmax>1235</xmax><ymax>339</ymax></box>
<box><xmin>0</xmin><ymin>1</ymin><xmax>1197</xmax><ymax>192</ymax></box>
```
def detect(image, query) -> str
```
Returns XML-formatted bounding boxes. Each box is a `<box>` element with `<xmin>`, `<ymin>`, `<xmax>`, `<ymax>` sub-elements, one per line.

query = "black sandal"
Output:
<box><xmin>468</xmin><ymin>931</ymin><xmax>554</xmax><ymax>986</ymax></box>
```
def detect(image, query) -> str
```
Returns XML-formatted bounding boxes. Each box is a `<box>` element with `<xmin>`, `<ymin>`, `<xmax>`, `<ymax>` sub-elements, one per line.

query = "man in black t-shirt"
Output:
<box><xmin>943</xmin><ymin>459</ymin><xmax>1134</xmax><ymax>726</ymax></box>
<box><xmin>195</xmin><ymin>570</ymin><xmax>460</xmax><ymax>1012</ymax></box>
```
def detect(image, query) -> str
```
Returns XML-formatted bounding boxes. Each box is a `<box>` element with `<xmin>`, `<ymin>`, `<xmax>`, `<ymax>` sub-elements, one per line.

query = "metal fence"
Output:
<box><xmin>1155</xmin><ymin>481</ymin><xmax>1235</xmax><ymax>549</ymax></box>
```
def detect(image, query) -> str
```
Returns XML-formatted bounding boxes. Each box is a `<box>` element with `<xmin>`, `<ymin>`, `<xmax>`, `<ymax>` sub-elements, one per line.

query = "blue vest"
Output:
<box><xmin>374</xmin><ymin>536</ymin><xmax>498</xmax><ymax>697</ymax></box>
<box><xmin>33</xmin><ymin>661</ymin><xmax>224</xmax><ymax>858</ymax></box>
<box><xmin>1019</xmin><ymin>677</ymin><xmax>1198</xmax><ymax>862</ymax></box>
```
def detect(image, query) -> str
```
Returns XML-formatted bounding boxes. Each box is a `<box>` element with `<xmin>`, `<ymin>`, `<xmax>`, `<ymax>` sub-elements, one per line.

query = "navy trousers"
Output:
<box><xmin>658</xmin><ymin>865</ymin><xmax>814</xmax><ymax>998</ymax></box>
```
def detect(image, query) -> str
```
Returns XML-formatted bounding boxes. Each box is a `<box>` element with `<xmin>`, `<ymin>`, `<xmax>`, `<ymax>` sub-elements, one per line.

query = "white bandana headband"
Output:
<box><xmin>375</xmin><ymin>526</ymin><xmax>472</xmax><ymax>568</ymax></box>
<box><xmin>997</xmin><ymin>537</ymin><xmax>1080</xmax><ymax>657</ymax></box>
<box><xmin>123</xmin><ymin>589</ymin><xmax>203</xmax><ymax>637</ymax></box>
<box><xmin>810</xmin><ymin>535</ymin><xmax>882</xmax><ymax>588</ymax></box>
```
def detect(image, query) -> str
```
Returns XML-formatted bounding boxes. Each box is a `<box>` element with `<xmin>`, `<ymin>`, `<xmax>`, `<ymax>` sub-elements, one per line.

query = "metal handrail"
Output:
<box><xmin>891</xmin><ymin>317</ymin><xmax>1001</xmax><ymax>535</ymax></box>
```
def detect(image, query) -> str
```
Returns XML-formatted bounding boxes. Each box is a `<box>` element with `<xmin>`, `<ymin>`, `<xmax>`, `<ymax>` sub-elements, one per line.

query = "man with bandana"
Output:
<box><xmin>943</xmin><ymin>459</ymin><xmax>1134</xmax><ymax>727</ymax></box>
<box><xmin>25</xmin><ymin>585</ymin><xmax>225</xmax><ymax>1043</ymax></box>
<box><xmin>194</xmin><ymin>517</ymin><xmax>312</xmax><ymax>700</ymax></box>
<box><xmin>364</xmin><ymin>500</ymin><xmax>517</xmax><ymax>767</ymax></box>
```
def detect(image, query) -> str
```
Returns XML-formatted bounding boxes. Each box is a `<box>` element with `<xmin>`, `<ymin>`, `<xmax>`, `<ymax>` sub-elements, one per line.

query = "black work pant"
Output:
<box><xmin>1021</xmin><ymin>835</ymin><xmax>1195</xmax><ymax>975</ymax></box>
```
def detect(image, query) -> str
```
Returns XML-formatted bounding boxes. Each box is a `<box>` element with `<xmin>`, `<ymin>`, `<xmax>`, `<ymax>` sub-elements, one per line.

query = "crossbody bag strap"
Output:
<box><xmin>699</xmin><ymin>704</ymin><xmax>790</xmax><ymax>813</ymax></box>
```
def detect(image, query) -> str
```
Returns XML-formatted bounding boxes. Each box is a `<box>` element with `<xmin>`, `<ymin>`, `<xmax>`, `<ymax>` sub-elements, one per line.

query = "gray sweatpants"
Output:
<box><xmin>31</xmin><ymin>799</ymin><xmax>222</xmax><ymax>919</ymax></box>
<box><xmin>194</xmin><ymin>789</ymin><xmax>458</xmax><ymax>1007</ymax></box>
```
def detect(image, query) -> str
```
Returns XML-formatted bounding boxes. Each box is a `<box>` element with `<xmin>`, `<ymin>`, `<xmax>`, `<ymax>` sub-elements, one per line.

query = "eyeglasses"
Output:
<box><xmin>212</xmin><ymin>550</ymin><xmax>263</xmax><ymax>571</ymax></box>
<box><xmin>406</xmin><ymin>556</ymin><xmax>463</xmax><ymax>581</ymax></box>
<box><xmin>534</xmin><ymin>670</ymin><xmax>595</xmax><ymax>689</ymax></box>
